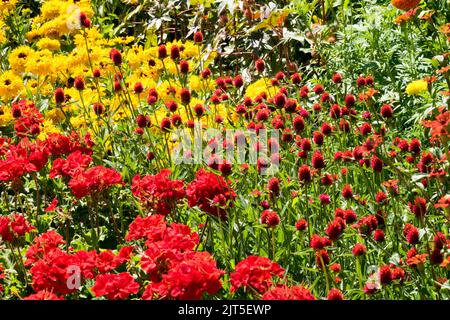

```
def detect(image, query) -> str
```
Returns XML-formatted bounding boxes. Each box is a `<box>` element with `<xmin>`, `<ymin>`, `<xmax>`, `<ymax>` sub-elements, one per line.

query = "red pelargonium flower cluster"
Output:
<box><xmin>91</xmin><ymin>272</ymin><xmax>139</xmax><ymax>300</ymax></box>
<box><xmin>50</xmin><ymin>150</ymin><xmax>92</xmax><ymax>179</ymax></box>
<box><xmin>25</xmin><ymin>230</ymin><xmax>133</xmax><ymax>296</ymax></box>
<box><xmin>230</xmin><ymin>256</ymin><xmax>285</xmax><ymax>294</ymax></box>
<box><xmin>262</xmin><ymin>284</ymin><xmax>315</xmax><ymax>300</ymax></box>
<box><xmin>186</xmin><ymin>168</ymin><xmax>236</xmax><ymax>219</ymax></box>
<box><xmin>0</xmin><ymin>214</ymin><xmax>35</xmax><ymax>242</ymax></box>
<box><xmin>68</xmin><ymin>165</ymin><xmax>124</xmax><ymax>198</ymax></box>
<box><xmin>127</xmin><ymin>214</ymin><xmax>223</xmax><ymax>300</ymax></box>
<box><xmin>0</xmin><ymin>138</ymin><xmax>49</xmax><ymax>181</ymax></box>
<box><xmin>131</xmin><ymin>169</ymin><xmax>186</xmax><ymax>215</ymax></box>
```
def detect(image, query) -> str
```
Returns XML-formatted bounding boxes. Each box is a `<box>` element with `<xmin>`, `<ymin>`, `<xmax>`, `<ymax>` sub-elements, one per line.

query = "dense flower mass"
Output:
<box><xmin>0</xmin><ymin>0</ymin><xmax>448</xmax><ymax>302</ymax></box>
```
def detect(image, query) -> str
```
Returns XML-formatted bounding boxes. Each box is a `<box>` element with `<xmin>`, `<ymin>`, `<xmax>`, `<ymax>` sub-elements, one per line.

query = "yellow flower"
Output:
<box><xmin>25</xmin><ymin>50</ymin><xmax>55</xmax><ymax>77</ymax></box>
<box><xmin>0</xmin><ymin>0</ymin><xmax>17</xmax><ymax>12</ymax></box>
<box><xmin>405</xmin><ymin>80</ymin><xmax>428</xmax><ymax>95</ymax></box>
<box><xmin>37</xmin><ymin>120</ymin><xmax>61</xmax><ymax>140</ymax></box>
<box><xmin>37</xmin><ymin>37</ymin><xmax>61</xmax><ymax>51</ymax></box>
<box><xmin>245</xmin><ymin>78</ymin><xmax>278</xmax><ymax>100</ymax></box>
<box><xmin>0</xmin><ymin>20</ymin><xmax>6</xmax><ymax>44</ymax></box>
<box><xmin>0</xmin><ymin>105</ymin><xmax>14</xmax><ymax>126</ymax></box>
<box><xmin>8</xmin><ymin>46</ymin><xmax>35</xmax><ymax>74</ymax></box>
<box><xmin>0</xmin><ymin>71</ymin><xmax>23</xmax><ymax>101</ymax></box>
<box><xmin>46</xmin><ymin>108</ymin><xmax>66</xmax><ymax>124</ymax></box>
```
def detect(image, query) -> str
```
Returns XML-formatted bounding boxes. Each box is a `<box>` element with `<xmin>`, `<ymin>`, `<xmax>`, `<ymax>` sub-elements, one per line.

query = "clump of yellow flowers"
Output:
<box><xmin>405</xmin><ymin>80</ymin><xmax>428</xmax><ymax>96</ymax></box>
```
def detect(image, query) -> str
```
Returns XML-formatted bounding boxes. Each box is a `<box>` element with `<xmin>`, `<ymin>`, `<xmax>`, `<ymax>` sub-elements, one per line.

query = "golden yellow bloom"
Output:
<box><xmin>405</xmin><ymin>80</ymin><xmax>428</xmax><ymax>95</ymax></box>
<box><xmin>8</xmin><ymin>46</ymin><xmax>35</xmax><ymax>74</ymax></box>
<box><xmin>0</xmin><ymin>20</ymin><xmax>6</xmax><ymax>44</ymax></box>
<box><xmin>245</xmin><ymin>78</ymin><xmax>278</xmax><ymax>100</ymax></box>
<box><xmin>37</xmin><ymin>120</ymin><xmax>61</xmax><ymax>140</ymax></box>
<box><xmin>0</xmin><ymin>71</ymin><xmax>23</xmax><ymax>100</ymax></box>
<box><xmin>0</xmin><ymin>0</ymin><xmax>17</xmax><ymax>12</ymax></box>
<box><xmin>37</xmin><ymin>37</ymin><xmax>61</xmax><ymax>51</ymax></box>
<box><xmin>25</xmin><ymin>50</ymin><xmax>55</xmax><ymax>76</ymax></box>
<box><xmin>46</xmin><ymin>108</ymin><xmax>66</xmax><ymax>124</ymax></box>
<box><xmin>0</xmin><ymin>105</ymin><xmax>14</xmax><ymax>126</ymax></box>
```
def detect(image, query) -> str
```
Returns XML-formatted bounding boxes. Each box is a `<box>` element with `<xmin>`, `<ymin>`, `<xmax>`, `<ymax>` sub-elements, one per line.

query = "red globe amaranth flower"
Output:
<box><xmin>298</xmin><ymin>165</ymin><xmax>312</xmax><ymax>182</ymax></box>
<box><xmin>92</xmin><ymin>272</ymin><xmax>139</xmax><ymax>300</ymax></box>
<box><xmin>230</xmin><ymin>256</ymin><xmax>284</xmax><ymax>294</ymax></box>
<box><xmin>379</xmin><ymin>265</ymin><xmax>392</xmax><ymax>285</ymax></box>
<box><xmin>404</xmin><ymin>223</ymin><xmax>420</xmax><ymax>244</ymax></box>
<box><xmin>74</xmin><ymin>76</ymin><xmax>85</xmax><ymax>90</ymax></box>
<box><xmin>109</xmin><ymin>48</ymin><xmax>122</xmax><ymax>65</ymax></box>
<box><xmin>291</xmin><ymin>73</ymin><xmax>302</xmax><ymax>84</ymax></box>
<box><xmin>295</xmin><ymin>218</ymin><xmax>308</xmax><ymax>231</ymax></box>
<box><xmin>312</xmin><ymin>150</ymin><xmax>325</xmax><ymax>169</ymax></box>
<box><xmin>132</xmin><ymin>169</ymin><xmax>186</xmax><ymax>215</ymax></box>
<box><xmin>158</xmin><ymin>45</ymin><xmax>167</xmax><ymax>59</ymax></box>
<box><xmin>186</xmin><ymin>169</ymin><xmax>236</xmax><ymax>219</ymax></box>
<box><xmin>327</xmin><ymin>288</ymin><xmax>344</xmax><ymax>300</ymax></box>
<box><xmin>263</xmin><ymin>285</ymin><xmax>315</xmax><ymax>300</ymax></box>
<box><xmin>352</xmin><ymin>243</ymin><xmax>366</xmax><ymax>256</ymax></box>
<box><xmin>255</xmin><ymin>59</ymin><xmax>265</xmax><ymax>72</ymax></box>
<box><xmin>409</xmin><ymin>197</ymin><xmax>427</xmax><ymax>218</ymax></box>
<box><xmin>332</xmin><ymin>73</ymin><xmax>342</xmax><ymax>83</ymax></box>
<box><xmin>342</xmin><ymin>184</ymin><xmax>353</xmax><ymax>199</ymax></box>
<box><xmin>54</xmin><ymin>88</ymin><xmax>65</xmax><ymax>104</ymax></box>
<box><xmin>381</xmin><ymin>104</ymin><xmax>393</xmax><ymax>118</ymax></box>
<box><xmin>180</xmin><ymin>88</ymin><xmax>191</xmax><ymax>105</ymax></box>
<box><xmin>170</xmin><ymin>45</ymin><xmax>180</xmax><ymax>60</ymax></box>
<box><xmin>260</xmin><ymin>210</ymin><xmax>280</xmax><ymax>228</ymax></box>
<box><xmin>193</xmin><ymin>31</ymin><xmax>204</xmax><ymax>43</ymax></box>
<box><xmin>79</xmin><ymin>12</ymin><xmax>91</xmax><ymax>28</ymax></box>
<box><xmin>373</xmin><ymin>229</ymin><xmax>385</xmax><ymax>242</ymax></box>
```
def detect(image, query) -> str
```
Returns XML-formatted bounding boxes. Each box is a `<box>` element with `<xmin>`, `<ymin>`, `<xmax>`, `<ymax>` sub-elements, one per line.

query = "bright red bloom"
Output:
<box><xmin>68</xmin><ymin>166</ymin><xmax>123</xmax><ymax>199</ymax></box>
<box><xmin>142</xmin><ymin>251</ymin><xmax>223</xmax><ymax>300</ymax></box>
<box><xmin>260</xmin><ymin>210</ymin><xmax>280</xmax><ymax>228</ymax></box>
<box><xmin>262</xmin><ymin>285</ymin><xmax>315</xmax><ymax>300</ymax></box>
<box><xmin>23</xmin><ymin>290</ymin><xmax>65</xmax><ymax>300</ymax></box>
<box><xmin>230</xmin><ymin>256</ymin><xmax>284</xmax><ymax>294</ymax></box>
<box><xmin>352</xmin><ymin>243</ymin><xmax>366</xmax><ymax>256</ymax></box>
<box><xmin>327</xmin><ymin>288</ymin><xmax>344</xmax><ymax>300</ymax></box>
<box><xmin>132</xmin><ymin>169</ymin><xmax>186</xmax><ymax>215</ymax></box>
<box><xmin>186</xmin><ymin>169</ymin><xmax>236</xmax><ymax>219</ymax></box>
<box><xmin>379</xmin><ymin>265</ymin><xmax>392</xmax><ymax>285</ymax></box>
<box><xmin>92</xmin><ymin>272</ymin><xmax>139</xmax><ymax>300</ymax></box>
<box><xmin>50</xmin><ymin>150</ymin><xmax>92</xmax><ymax>179</ymax></box>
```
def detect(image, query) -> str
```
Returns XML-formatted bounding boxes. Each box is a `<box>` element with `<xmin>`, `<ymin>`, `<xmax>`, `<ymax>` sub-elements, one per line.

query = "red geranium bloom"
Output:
<box><xmin>186</xmin><ymin>169</ymin><xmax>236</xmax><ymax>219</ymax></box>
<box><xmin>68</xmin><ymin>166</ymin><xmax>123</xmax><ymax>198</ymax></box>
<box><xmin>131</xmin><ymin>169</ymin><xmax>186</xmax><ymax>215</ymax></box>
<box><xmin>91</xmin><ymin>272</ymin><xmax>139</xmax><ymax>300</ymax></box>
<box><xmin>230</xmin><ymin>256</ymin><xmax>285</xmax><ymax>294</ymax></box>
<box><xmin>262</xmin><ymin>284</ymin><xmax>315</xmax><ymax>300</ymax></box>
<box><xmin>23</xmin><ymin>290</ymin><xmax>65</xmax><ymax>300</ymax></box>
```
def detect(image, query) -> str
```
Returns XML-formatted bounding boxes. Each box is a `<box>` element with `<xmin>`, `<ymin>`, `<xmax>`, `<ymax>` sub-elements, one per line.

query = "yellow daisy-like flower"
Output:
<box><xmin>37</xmin><ymin>120</ymin><xmax>61</xmax><ymax>140</ymax></box>
<box><xmin>46</xmin><ymin>108</ymin><xmax>66</xmax><ymax>124</ymax></box>
<box><xmin>37</xmin><ymin>37</ymin><xmax>61</xmax><ymax>51</ymax></box>
<box><xmin>0</xmin><ymin>20</ymin><xmax>6</xmax><ymax>44</ymax></box>
<box><xmin>0</xmin><ymin>105</ymin><xmax>14</xmax><ymax>126</ymax></box>
<box><xmin>0</xmin><ymin>71</ymin><xmax>23</xmax><ymax>101</ymax></box>
<box><xmin>8</xmin><ymin>46</ymin><xmax>35</xmax><ymax>74</ymax></box>
<box><xmin>25</xmin><ymin>50</ymin><xmax>55</xmax><ymax>77</ymax></box>
<box><xmin>405</xmin><ymin>80</ymin><xmax>428</xmax><ymax>95</ymax></box>
<box><xmin>245</xmin><ymin>78</ymin><xmax>278</xmax><ymax>100</ymax></box>
<box><xmin>0</xmin><ymin>0</ymin><xmax>17</xmax><ymax>12</ymax></box>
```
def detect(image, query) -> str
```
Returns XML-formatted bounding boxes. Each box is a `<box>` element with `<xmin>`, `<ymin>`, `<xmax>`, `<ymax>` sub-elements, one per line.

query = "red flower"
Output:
<box><xmin>68</xmin><ymin>166</ymin><xmax>123</xmax><ymax>199</ymax></box>
<box><xmin>23</xmin><ymin>290</ymin><xmax>65</xmax><ymax>300</ymax></box>
<box><xmin>132</xmin><ymin>169</ymin><xmax>185</xmax><ymax>215</ymax></box>
<box><xmin>92</xmin><ymin>272</ymin><xmax>139</xmax><ymax>300</ymax></box>
<box><xmin>142</xmin><ymin>251</ymin><xmax>223</xmax><ymax>300</ymax></box>
<box><xmin>263</xmin><ymin>285</ymin><xmax>315</xmax><ymax>300</ymax></box>
<box><xmin>230</xmin><ymin>256</ymin><xmax>284</xmax><ymax>294</ymax></box>
<box><xmin>352</xmin><ymin>243</ymin><xmax>366</xmax><ymax>256</ymax></box>
<box><xmin>50</xmin><ymin>150</ymin><xmax>92</xmax><ymax>179</ymax></box>
<box><xmin>312</xmin><ymin>150</ymin><xmax>325</xmax><ymax>169</ymax></box>
<box><xmin>109</xmin><ymin>48</ymin><xmax>122</xmax><ymax>65</ymax></box>
<box><xmin>260</xmin><ymin>210</ymin><xmax>280</xmax><ymax>228</ymax></box>
<box><xmin>186</xmin><ymin>169</ymin><xmax>236</xmax><ymax>219</ymax></box>
<box><xmin>298</xmin><ymin>165</ymin><xmax>312</xmax><ymax>182</ymax></box>
<box><xmin>194</xmin><ymin>31</ymin><xmax>204</xmax><ymax>43</ymax></box>
<box><xmin>327</xmin><ymin>288</ymin><xmax>344</xmax><ymax>300</ymax></box>
<box><xmin>342</xmin><ymin>184</ymin><xmax>353</xmax><ymax>199</ymax></box>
